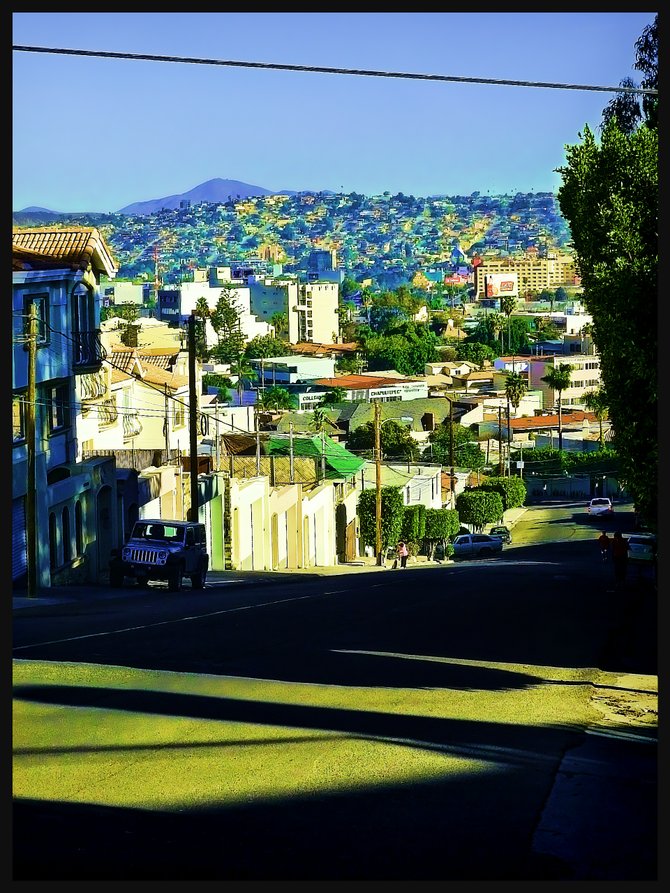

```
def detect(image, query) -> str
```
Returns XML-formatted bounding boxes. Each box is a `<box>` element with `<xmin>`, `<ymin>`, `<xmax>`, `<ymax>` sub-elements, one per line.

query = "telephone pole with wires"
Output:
<box><xmin>26</xmin><ymin>303</ymin><xmax>38</xmax><ymax>597</ymax></box>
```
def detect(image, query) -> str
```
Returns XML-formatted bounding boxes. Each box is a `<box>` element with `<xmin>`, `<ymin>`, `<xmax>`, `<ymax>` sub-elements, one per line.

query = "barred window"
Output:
<box><xmin>13</xmin><ymin>393</ymin><xmax>26</xmax><ymax>443</ymax></box>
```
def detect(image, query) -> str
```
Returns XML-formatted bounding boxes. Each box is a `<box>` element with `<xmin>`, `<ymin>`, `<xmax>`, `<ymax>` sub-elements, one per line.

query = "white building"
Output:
<box><xmin>248</xmin><ymin>276</ymin><xmax>340</xmax><ymax>345</ymax></box>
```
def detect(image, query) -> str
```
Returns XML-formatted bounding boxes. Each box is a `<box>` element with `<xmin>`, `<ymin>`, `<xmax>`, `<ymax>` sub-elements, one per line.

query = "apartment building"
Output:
<box><xmin>529</xmin><ymin>353</ymin><xmax>602</xmax><ymax>410</ymax></box>
<box><xmin>473</xmin><ymin>251</ymin><xmax>580</xmax><ymax>298</ymax></box>
<box><xmin>248</xmin><ymin>275</ymin><xmax>340</xmax><ymax>345</ymax></box>
<box><xmin>13</xmin><ymin>227</ymin><xmax>120</xmax><ymax>588</ymax></box>
<box><xmin>158</xmin><ymin>278</ymin><xmax>273</xmax><ymax>348</ymax></box>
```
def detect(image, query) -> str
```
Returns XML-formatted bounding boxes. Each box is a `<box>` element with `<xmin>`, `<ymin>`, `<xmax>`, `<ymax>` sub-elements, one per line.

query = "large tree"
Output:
<box><xmin>540</xmin><ymin>363</ymin><xmax>573</xmax><ymax>453</ymax></box>
<box><xmin>210</xmin><ymin>285</ymin><xmax>246</xmax><ymax>364</ymax></box>
<box><xmin>556</xmin><ymin>15</ymin><xmax>657</xmax><ymax>526</ymax></box>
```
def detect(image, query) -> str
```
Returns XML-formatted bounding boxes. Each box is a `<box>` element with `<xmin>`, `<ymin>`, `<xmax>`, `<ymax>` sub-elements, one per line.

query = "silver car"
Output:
<box><xmin>452</xmin><ymin>533</ymin><xmax>504</xmax><ymax>559</ymax></box>
<box><xmin>587</xmin><ymin>497</ymin><xmax>613</xmax><ymax>517</ymax></box>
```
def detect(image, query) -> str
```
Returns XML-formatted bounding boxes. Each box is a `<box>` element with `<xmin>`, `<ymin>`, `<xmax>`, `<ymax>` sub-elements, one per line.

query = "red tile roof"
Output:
<box><xmin>510</xmin><ymin>410</ymin><xmax>598</xmax><ymax>431</ymax></box>
<box><xmin>12</xmin><ymin>227</ymin><xmax>118</xmax><ymax>277</ymax></box>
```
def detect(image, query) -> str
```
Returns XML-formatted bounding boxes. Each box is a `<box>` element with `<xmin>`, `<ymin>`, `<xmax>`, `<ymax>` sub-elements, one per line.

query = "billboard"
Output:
<box><xmin>484</xmin><ymin>272</ymin><xmax>518</xmax><ymax>297</ymax></box>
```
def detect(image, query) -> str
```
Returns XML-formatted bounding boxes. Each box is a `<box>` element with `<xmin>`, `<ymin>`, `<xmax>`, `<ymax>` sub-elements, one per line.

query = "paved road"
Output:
<box><xmin>12</xmin><ymin>503</ymin><xmax>657</xmax><ymax>881</ymax></box>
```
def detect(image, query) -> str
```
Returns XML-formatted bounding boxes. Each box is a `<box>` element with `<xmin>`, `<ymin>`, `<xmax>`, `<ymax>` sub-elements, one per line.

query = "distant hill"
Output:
<box><xmin>118</xmin><ymin>178</ymin><xmax>276</xmax><ymax>215</ymax></box>
<box><xmin>14</xmin><ymin>180</ymin><xmax>336</xmax><ymax>218</ymax></box>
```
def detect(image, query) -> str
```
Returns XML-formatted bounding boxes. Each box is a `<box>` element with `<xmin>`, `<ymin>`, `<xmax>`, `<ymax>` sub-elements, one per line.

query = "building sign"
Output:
<box><xmin>299</xmin><ymin>392</ymin><xmax>329</xmax><ymax>407</ymax></box>
<box><xmin>485</xmin><ymin>272</ymin><xmax>518</xmax><ymax>297</ymax></box>
<box><xmin>368</xmin><ymin>383</ymin><xmax>428</xmax><ymax>401</ymax></box>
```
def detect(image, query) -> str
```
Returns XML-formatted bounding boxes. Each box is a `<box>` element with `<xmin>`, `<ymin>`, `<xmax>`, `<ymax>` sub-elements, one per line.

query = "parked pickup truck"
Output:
<box><xmin>109</xmin><ymin>519</ymin><xmax>209</xmax><ymax>591</ymax></box>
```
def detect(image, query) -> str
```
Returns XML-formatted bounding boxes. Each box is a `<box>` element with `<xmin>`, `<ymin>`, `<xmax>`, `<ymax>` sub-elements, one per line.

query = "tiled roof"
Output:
<box><xmin>510</xmin><ymin>410</ymin><xmax>598</xmax><ymax>431</ymax></box>
<box><xmin>110</xmin><ymin>368</ymin><xmax>133</xmax><ymax>384</ymax></box>
<box><xmin>12</xmin><ymin>227</ymin><xmax>118</xmax><ymax>278</ymax></box>
<box><xmin>291</xmin><ymin>341</ymin><xmax>359</xmax><ymax>355</ymax></box>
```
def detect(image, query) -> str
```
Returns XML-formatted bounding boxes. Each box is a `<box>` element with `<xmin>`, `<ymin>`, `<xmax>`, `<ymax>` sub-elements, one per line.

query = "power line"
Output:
<box><xmin>12</xmin><ymin>45</ymin><xmax>658</xmax><ymax>96</ymax></box>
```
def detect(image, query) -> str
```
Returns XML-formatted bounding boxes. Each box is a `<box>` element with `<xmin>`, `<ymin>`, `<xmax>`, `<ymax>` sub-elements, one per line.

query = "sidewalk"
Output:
<box><xmin>12</xmin><ymin>507</ymin><xmax>530</xmax><ymax>611</ymax></box>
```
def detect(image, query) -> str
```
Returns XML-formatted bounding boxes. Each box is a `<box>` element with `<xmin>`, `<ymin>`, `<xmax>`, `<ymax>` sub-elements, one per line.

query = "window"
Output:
<box><xmin>13</xmin><ymin>393</ymin><xmax>26</xmax><ymax>443</ymax></box>
<box><xmin>62</xmin><ymin>506</ymin><xmax>71</xmax><ymax>563</ymax></box>
<box><xmin>48</xmin><ymin>382</ymin><xmax>70</xmax><ymax>433</ymax></box>
<box><xmin>49</xmin><ymin>512</ymin><xmax>58</xmax><ymax>571</ymax></box>
<box><xmin>75</xmin><ymin>501</ymin><xmax>83</xmax><ymax>556</ymax></box>
<box><xmin>24</xmin><ymin>295</ymin><xmax>49</xmax><ymax>345</ymax></box>
<box><xmin>174</xmin><ymin>400</ymin><xmax>186</xmax><ymax>428</ymax></box>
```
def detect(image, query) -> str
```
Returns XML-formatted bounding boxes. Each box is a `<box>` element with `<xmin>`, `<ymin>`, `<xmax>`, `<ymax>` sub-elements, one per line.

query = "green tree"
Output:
<box><xmin>357</xmin><ymin>487</ymin><xmax>405</xmax><ymax>554</ymax></box>
<box><xmin>320</xmin><ymin>386</ymin><xmax>347</xmax><ymax>406</ymax></box>
<box><xmin>499</xmin><ymin>293</ymin><xmax>516</xmax><ymax>353</ymax></box>
<box><xmin>347</xmin><ymin>419</ymin><xmax>418</xmax><ymax>462</ymax></box>
<box><xmin>557</xmin><ymin>16</ymin><xmax>657</xmax><ymax>527</ymax></box>
<box><xmin>423</xmin><ymin>508</ymin><xmax>460</xmax><ymax>558</ymax></box>
<box><xmin>210</xmin><ymin>286</ymin><xmax>246</xmax><ymax>364</ymax></box>
<box><xmin>229</xmin><ymin>354</ymin><xmax>256</xmax><ymax>404</ymax></box>
<box><xmin>310</xmin><ymin>406</ymin><xmax>330</xmax><ymax>433</ymax></box>
<box><xmin>256</xmin><ymin>386</ymin><xmax>297</xmax><ymax>411</ymax></box>
<box><xmin>505</xmin><ymin>370</ymin><xmax>527</xmax><ymax>467</ymax></box>
<box><xmin>270</xmin><ymin>312</ymin><xmax>289</xmax><ymax>339</ymax></box>
<box><xmin>540</xmin><ymin>363</ymin><xmax>573</xmax><ymax>452</ymax></box>
<box><xmin>478</xmin><ymin>476</ymin><xmax>527</xmax><ymax>516</ymax></box>
<box><xmin>582</xmin><ymin>387</ymin><xmax>609</xmax><ymax>450</ymax></box>
<box><xmin>192</xmin><ymin>298</ymin><xmax>210</xmax><ymax>361</ymax></box>
<box><xmin>400</xmin><ymin>504</ymin><xmax>426</xmax><ymax>555</ymax></box>
<box><xmin>455</xmin><ymin>341</ymin><xmax>497</xmax><ymax>366</ymax></box>
<box><xmin>245</xmin><ymin>334</ymin><xmax>290</xmax><ymax>358</ymax></box>
<box><xmin>455</xmin><ymin>490</ymin><xmax>503</xmax><ymax>533</ymax></box>
<box><xmin>428</xmin><ymin>421</ymin><xmax>485</xmax><ymax>470</ymax></box>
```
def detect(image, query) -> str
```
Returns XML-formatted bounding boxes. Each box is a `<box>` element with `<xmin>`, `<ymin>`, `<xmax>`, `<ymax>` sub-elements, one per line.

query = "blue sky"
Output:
<box><xmin>12</xmin><ymin>12</ymin><xmax>656</xmax><ymax>213</ymax></box>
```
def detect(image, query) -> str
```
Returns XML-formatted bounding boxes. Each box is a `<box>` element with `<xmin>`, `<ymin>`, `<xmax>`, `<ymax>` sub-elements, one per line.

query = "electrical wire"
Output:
<box><xmin>12</xmin><ymin>45</ymin><xmax>658</xmax><ymax>96</ymax></box>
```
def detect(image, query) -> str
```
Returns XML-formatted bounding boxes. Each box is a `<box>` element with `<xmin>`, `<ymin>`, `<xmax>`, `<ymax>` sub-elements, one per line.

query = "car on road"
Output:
<box><xmin>452</xmin><ymin>533</ymin><xmax>504</xmax><ymax>559</ymax></box>
<box><xmin>587</xmin><ymin>497</ymin><xmax>614</xmax><ymax>517</ymax></box>
<box><xmin>626</xmin><ymin>532</ymin><xmax>657</xmax><ymax>564</ymax></box>
<box><xmin>489</xmin><ymin>525</ymin><xmax>512</xmax><ymax>545</ymax></box>
<box><xmin>109</xmin><ymin>519</ymin><xmax>209</xmax><ymax>591</ymax></box>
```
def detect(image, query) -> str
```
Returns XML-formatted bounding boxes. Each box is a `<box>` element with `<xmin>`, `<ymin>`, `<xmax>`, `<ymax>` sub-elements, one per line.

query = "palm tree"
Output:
<box><xmin>500</xmin><ymin>293</ymin><xmax>516</xmax><ymax>354</ymax></box>
<box><xmin>256</xmin><ymin>385</ymin><xmax>296</xmax><ymax>411</ymax></box>
<box><xmin>321</xmin><ymin>386</ymin><xmax>347</xmax><ymax>406</ymax></box>
<box><xmin>504</xmin><ymin>370</ymin><xmax>527</xmax><ymax>471</ymax></box>
<box><xmin>541</xmin><ymin>363</ymin><xmax>574</xmax><ymax>452</ymax></box>
<box><xmin>230</xmin><ymin>353</ymin><xmax>256</xmax><ymax>405</ymax></box>
<box><xmin>583</xmin><ymin>387</ymin><xmax>609</xmax><ymax>449</ymax></box>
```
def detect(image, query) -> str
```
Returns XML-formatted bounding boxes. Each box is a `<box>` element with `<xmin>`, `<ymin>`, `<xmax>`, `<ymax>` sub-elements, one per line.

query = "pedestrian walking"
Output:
<box><xmin>598</xmin><ymin>531</ymin><xmax>611</xmax><ymax>562</ymax></box>
<box><xmin>396</xmin><ymin>541</ymin><xmax>409</xmax><ymax>569</ymax></box>
<box><xmin>611</xmin><ymin>530</ymin><xmax>628</xmax><ymax>585</ymax></box>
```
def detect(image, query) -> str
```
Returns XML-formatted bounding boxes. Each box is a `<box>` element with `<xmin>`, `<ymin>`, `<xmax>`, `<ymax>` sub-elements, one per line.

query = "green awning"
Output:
<box><xmin>267</xmin><ymin>433</ymin><xmax>365</xmax><ymax>479</ymax></box>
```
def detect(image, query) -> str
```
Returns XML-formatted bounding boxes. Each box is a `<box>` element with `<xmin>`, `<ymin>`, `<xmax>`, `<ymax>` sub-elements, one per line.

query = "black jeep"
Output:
<box><xmin>109</xmin><ymin>519</ymin><xmax>209</xmax><ymax>591</ymax></box>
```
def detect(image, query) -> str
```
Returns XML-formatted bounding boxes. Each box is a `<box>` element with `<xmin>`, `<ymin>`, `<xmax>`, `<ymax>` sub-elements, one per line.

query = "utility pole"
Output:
<box><xmin>506</xmin><ymin>400</ymin><xmax>512</xmax><ymax>476</ymax></box>
<box><xmin>255</xmin><ymin>406</ymin><xmax>261</xmax><ymax>475</ymax></box>
<box><xmin>163</xmin><ymin>384</ymin><xmax>170</xmax><ymax>465</ymax></box>
<box><xmin>26</xmin><ymin>303</ymin><xmax>37</xmax><ymax>598</ymax></box>
<box><xmin>498</xmin><ymin>406</ymin><xmax>504</xmax><ymax>476</ymax></box>
<box><xmin>321</xmin><ymin>428</ymin><xmax>326</xmax><ymax>481</ymax></box>
<box><xmin>188</xmin><ymin>311</ymin><xmax>199</xmax><ymax>522</ymax></box>
<box><xmin>449</xmin><ymin>396</ymin><xmax>455</xmax><ymax>509</ymax></box>
<box><xmin>289</xmin><ymin>422</ymin><xmax>295</xmax><ymax>483</ymax></box>
<box><xmin>374</xmin><ymin>400</ymin><xmax>382</xmax><ymax>565</ymax></box>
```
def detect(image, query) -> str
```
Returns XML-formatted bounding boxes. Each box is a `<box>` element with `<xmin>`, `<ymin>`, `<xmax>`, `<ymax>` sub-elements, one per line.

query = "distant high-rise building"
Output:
<box><xmin>307</xmin><ymin>249</ymin><xmax>337</xmax><ymax>273</ymax></box>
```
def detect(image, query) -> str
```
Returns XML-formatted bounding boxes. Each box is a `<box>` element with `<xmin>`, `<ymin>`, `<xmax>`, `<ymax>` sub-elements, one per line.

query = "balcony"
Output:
<box><xmin>123</xmin><ymin>409</ymin><xmax>143</xmax><ymax>440</ymax></box>
<box><xmin>98</xmin><ymin>398</ymin><xmax>119</xmax><ymax>429</ymax></box>
<box><xmin>73</xmin><ymin>329</ymin><xmax>106</xmax><ymax>373</ymax></box>
<box><xmin>80</xmin><ymin>370</ymin><xmax>108</xmax><ymax>411</ymax></box>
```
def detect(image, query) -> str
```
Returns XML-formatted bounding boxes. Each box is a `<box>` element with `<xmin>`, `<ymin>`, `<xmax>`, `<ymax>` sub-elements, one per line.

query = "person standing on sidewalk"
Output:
<box><xmin>396</xmin><ymin>541</ymin><xmax>409</xmax><ymax>569</ymax></box>
<box><xmin>598</xmin><ymin>531</ymin><xmax>611</xmax><ymax>562</ymax></box>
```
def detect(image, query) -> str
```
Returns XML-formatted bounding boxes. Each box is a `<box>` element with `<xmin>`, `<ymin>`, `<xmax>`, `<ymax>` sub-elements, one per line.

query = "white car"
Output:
<box><xmin>627</xmin><ymin>533</ymin><xmax>656</xmax><ymax>564</ymax></box>
<box><xmin>452</xmin><ymin>533</ymin><xmax>504</xmax><ymax>559</ymax></box>
<box><xmin>587</xmin><ymin>497</ymin><xmax>613</xmax><ymax>517</ymax></box>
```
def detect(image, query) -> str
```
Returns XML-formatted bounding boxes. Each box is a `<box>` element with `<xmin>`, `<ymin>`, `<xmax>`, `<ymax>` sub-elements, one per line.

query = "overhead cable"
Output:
<box><xmin>12</xmin><ymin>45</ymin><xmax>658</xmax><ymax>96</ymax></box>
